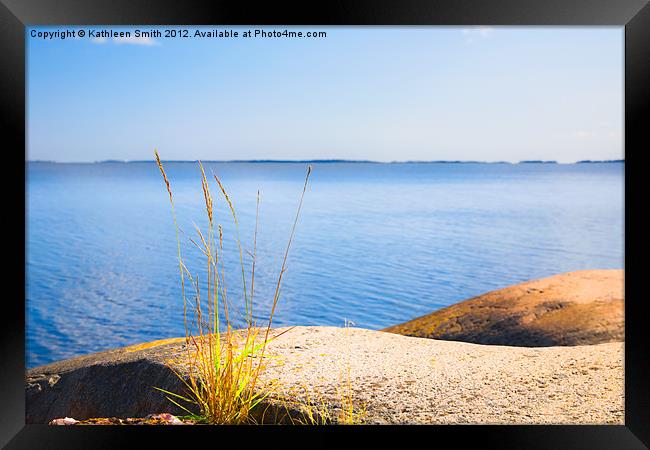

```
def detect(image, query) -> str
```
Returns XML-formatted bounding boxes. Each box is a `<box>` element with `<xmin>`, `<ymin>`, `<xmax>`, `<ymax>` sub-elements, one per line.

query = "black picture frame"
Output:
<box><xmin>2</xmin><ymin>0</ymin><xmax>648</xmax><ymax>447</ymax></box>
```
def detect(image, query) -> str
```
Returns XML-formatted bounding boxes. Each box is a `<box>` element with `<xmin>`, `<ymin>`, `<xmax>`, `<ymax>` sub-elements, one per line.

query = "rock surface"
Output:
<box><xmin>26</xmin><ymin>337</ymin><xmax>189</xmax><ymax>424</ymax></box>
<box><xmin>383</xmin><ymin>270</ymin><xmax>624</xmax><ymax>346</ymax></box>
<box><xmin>27</xmin><ymin>327</ymin><xmax>623</xmax><ymax>425</ymax></box>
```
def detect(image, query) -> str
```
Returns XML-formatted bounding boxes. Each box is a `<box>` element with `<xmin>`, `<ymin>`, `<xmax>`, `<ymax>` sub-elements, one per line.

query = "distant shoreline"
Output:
<box><xmin>27</xmin><ymin>159</ymin><xmax>625</xmax><ymax>165</ymax></box>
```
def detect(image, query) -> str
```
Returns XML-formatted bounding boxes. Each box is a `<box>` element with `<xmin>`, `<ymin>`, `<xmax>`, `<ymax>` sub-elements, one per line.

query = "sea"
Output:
<box><xmin>26</xmin><ymin>161</ymin><xmax>624</xmax><ymax>367</ymax></box>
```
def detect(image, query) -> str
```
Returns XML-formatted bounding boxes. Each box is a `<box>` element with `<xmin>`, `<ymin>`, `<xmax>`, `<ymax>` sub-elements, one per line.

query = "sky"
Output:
<box><xmin>27</xmin><ymin>26</ymin><xmax>623</xmax><ymax>163</ymax></box>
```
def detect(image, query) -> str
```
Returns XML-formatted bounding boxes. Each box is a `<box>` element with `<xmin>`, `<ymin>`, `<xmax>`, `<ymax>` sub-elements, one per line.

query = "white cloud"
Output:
<box><xmin>572</xmin><ymin>129</ymin><xmax>622</xmax><ymax>141</ymax></box>
<box><xmin>92</xmin><ymin>36</ymin><xmax>108</xmax><ymax>44</ymax></box>
<box><xmin>461</xmin><ymin>26</ymin><xmax>495</xmax><ymax>43</ymax></box>
<box><xmin>113</xmin><ymin>36</ymin><xmax>159</xmax><ymax>46</ymax></box>
<box><xmin>573</xmin><ymin>130</ymin><xmax>593</xmax><ymax>139</ymax></box>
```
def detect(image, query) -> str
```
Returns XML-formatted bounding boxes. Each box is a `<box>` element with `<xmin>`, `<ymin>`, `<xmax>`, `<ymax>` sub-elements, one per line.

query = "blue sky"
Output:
<box><xmin>27</xmin><ymin>26</ymin><xmax>623</xmax><ymax>163</ymax></box>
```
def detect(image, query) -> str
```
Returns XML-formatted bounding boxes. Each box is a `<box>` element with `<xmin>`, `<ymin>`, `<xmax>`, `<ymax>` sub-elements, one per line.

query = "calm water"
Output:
<box><xmin>26</xmin><ymin>162</ymin><xmax>624</xmax><ymax>367</ymax></box>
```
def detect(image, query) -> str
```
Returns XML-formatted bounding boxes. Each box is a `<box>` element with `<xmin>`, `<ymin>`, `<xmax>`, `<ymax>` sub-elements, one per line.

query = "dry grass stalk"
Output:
<box><xmin>154</xmin><ymin>149</ymin><xmax>188</xmax><ymax>338</ymax></box>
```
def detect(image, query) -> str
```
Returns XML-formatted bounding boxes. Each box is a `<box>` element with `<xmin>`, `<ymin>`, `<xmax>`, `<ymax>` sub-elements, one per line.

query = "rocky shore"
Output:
<box><xmin>384</xmin><ymin>270</ymin><xmax>623</xmax><ymax>346</ymax></box>
<box><xmin>27</xmin><ymin>270</ymin><xmax>624</xmax><ymax>425</ymax></box>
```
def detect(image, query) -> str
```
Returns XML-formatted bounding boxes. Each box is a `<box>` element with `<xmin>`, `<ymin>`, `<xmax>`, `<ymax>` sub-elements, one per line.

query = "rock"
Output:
<box><xmin>49</xmin><ymin>413</ymin><xmax>187</xmax><ymax>425</ymax></box>
<box><xmin>49</xmin><ymin>417</ymin><xmax>78</xmax><ymax>425</ymax></box>
<box><xmin>26</xmin><ymin>327</ymin><xmax>623</xmax><ymax>425</ymax></box>
<box><xmin>383</xmin><ymin>270</ymin><xmax>623</xmax><ymax>346</ymax></box>
<box><xmin>145</xmin><ymin>413</ymin><xmax>183</xmax><ymax>424</ymax></box>
<box><xmin>26</xmin><ymin>337</ymin><xmax>189</xmax><ymax>424</ymax></box>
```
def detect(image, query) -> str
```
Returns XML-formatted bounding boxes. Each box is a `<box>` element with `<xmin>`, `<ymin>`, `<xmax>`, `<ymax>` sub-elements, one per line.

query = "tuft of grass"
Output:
<box><xmin>309</xmin><ymin>320</ymin><xmax>367</xmax><ymax>425</ymax></box>
<box><xmin>154</xmin><ymin>151</ymin><xmax>311</xmax><ymax>424</ymax></box>
<box><xmin>335</xmin><ymin>319</ymin><xmax>367</xmax><ymax>425</ymax></box>
<box><xmin>276</xmin><ymin>321</ymin><xmax>367</xmax><ymax>425</ymax></box>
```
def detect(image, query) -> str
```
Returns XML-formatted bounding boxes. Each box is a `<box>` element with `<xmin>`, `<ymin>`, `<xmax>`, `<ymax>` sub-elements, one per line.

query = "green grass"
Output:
<box><xmin>154</xmin><ymin>150</ymin><xmax>311</xmax><ymax>424</ymax></box>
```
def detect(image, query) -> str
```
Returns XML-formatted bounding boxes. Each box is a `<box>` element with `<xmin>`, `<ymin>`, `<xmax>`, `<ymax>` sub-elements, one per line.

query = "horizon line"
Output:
<box><xmin>26</xmin><ymin>158</ymin><xmax>625</xmax><ymax>165</ymax></box>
